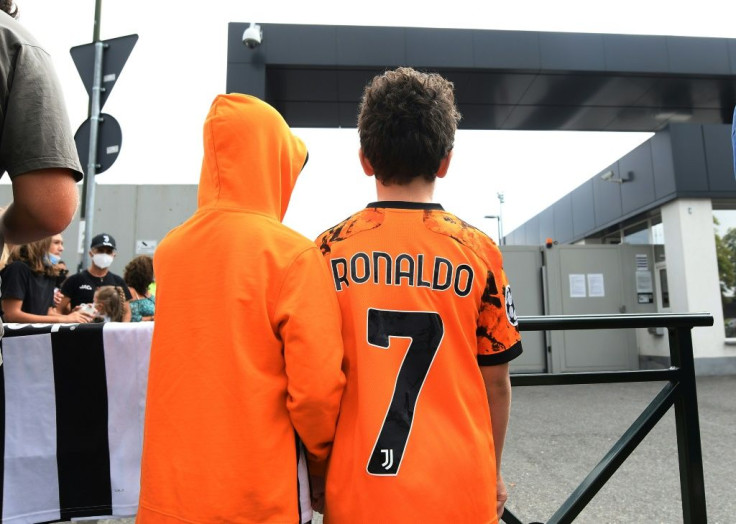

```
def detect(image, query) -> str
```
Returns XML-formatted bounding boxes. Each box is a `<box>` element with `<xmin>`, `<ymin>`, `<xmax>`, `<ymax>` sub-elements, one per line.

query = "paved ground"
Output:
<box><xmin>502</xmin><ymin>375</ymin><xmax>735</xmax><ymax>524</ymax></box>
<box><xmin>94</xmin><ymin>375</ymin><xmax>734</xmax><ymax>524</ymax></box>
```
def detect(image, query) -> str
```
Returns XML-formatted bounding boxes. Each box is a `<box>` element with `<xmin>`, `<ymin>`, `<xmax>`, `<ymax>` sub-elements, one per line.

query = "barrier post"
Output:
<box><xmin>669</xmin><ymin>327</ymin><xmax>708</xmax><ymax>523</ymax></box>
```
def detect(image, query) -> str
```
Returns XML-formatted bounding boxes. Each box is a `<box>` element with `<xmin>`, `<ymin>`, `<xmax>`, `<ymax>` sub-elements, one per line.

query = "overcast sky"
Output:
<box><xmin>14</xmin><ymin>0</ymin><xmax>736</xmax><ymax>241</ymax></box>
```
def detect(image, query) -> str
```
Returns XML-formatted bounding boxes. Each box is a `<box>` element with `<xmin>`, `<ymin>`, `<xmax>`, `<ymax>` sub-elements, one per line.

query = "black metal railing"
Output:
<box><xmin>501</xmin><ymin>312</ymin><xmax>713</xmax><ymax>524</ymax></box>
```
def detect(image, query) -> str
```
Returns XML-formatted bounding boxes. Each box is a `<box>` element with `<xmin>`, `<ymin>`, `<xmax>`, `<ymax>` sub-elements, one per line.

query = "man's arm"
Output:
<box><xmin>481</xmin><ymin>362</ymin><xmax>512</xmax><ymax>520</ymax></box>
<box><xmin>2</xmin><ymin>169</ymin><xmax>79</xmax><ymax>244</ymax></box>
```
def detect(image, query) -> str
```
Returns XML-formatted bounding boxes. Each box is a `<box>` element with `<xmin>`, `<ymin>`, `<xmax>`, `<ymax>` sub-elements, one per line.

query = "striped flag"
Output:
<box><xmin>0</xmin><ymin>322</ymin><xmax>152</xmax><ymax>524</ymax></box>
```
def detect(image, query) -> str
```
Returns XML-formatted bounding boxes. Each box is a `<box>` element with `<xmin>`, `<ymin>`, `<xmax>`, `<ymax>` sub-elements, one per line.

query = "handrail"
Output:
<box><xmin>517</xmin><ymin>312</ymin><xmax>713</xmax><ymax>331</ymax></box>
<box><xmin>501</xmin><ymin>312</ymin><xmax>712</xmax><ymax>524</ymax></box>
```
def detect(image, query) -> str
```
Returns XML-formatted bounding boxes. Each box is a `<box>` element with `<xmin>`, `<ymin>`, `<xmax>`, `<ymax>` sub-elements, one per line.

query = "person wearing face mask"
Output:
<box><xmin>48</xmin><ymin>233</ymin><xmax>66</xmax><ymax>308</ymax></box>
<box><xmin>58</xmin><ymin>233</ymin><xmax>133</xmax><ymax>321</ymax></box>
<box><xmin>0</xmin><ymin>236</ymin><xmax>93</xmax><ymax>323</ymax></box>
<box><xmin>48</xmin><ymin>233</ymin><xmax>63</xmax><ymax>262</ymax></box>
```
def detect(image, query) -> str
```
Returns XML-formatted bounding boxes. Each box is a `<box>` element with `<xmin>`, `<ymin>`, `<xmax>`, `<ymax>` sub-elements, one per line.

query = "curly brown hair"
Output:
<box><xmin>358</xmin><ymin>67</ymin><xmax>461</xmax><ymax>186</ymax></box>
<box><xmin>0</xmin><ymin>1</ymin><xmax>18</xmax><ymax>18</ymax></box>
<box><xmin>124</xmin><ymin>255</ymin><xmax>154</xmax><ymax>295</ymax></box>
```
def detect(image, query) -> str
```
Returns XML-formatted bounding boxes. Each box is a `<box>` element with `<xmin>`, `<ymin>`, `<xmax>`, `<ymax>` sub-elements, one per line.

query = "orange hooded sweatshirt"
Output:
<box><xmin>137</xmin><ymin>94</ymin><xmax>345</xmax><ymax>524</ymax></box>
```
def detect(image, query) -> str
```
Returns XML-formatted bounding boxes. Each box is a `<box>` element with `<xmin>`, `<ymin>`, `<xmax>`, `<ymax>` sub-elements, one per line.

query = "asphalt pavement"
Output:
<box><xmin>501</xmin><ymin>375</ymin><xmax>735</xmax><ymax>524</ymax></box>
<box><xmin>97</xmin><ymin>375</ymin><xmax>735</xmax><ymax>524</ymax></box>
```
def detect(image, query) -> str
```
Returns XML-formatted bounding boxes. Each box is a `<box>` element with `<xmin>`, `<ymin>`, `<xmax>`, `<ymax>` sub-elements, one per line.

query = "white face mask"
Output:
<box><xmin>92</xmin><ymin>253</ymin><xmax>114</xmax><ymax>269</ymax></box>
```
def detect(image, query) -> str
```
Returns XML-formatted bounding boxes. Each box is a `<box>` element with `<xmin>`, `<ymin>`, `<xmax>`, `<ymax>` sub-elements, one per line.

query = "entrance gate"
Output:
<box><xmin>502</xmin><ymin>244</ymin><xmax>660</xmax><ymax>373</ymax></box>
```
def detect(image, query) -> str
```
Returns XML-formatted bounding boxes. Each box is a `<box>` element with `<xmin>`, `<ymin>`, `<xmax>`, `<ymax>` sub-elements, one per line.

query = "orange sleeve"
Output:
<box><xmin>476</xmin><ymin>262</ymin><xmax>523</xmax><ymax>366</ymax></box>
<box><xmin>272</xmin><ymin>246</ymin><xmax>346</xmax><ymax>472</ymax></box>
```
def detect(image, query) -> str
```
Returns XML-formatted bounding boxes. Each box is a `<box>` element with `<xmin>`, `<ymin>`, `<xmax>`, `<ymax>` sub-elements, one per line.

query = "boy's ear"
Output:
<box><xmin>436</xmin><ymin>150</ymin><xmax>453</xmax><ymax>179</ymax></box>
<box><xmin>358</xmin><ymin>149</ymin><xmax>375</xmax><ymax>177</ymax></box>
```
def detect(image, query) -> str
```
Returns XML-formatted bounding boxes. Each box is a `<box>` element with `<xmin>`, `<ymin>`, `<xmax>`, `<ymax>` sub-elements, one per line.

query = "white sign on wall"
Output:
<box><xmin>77</xmin><ymin>220</ymin><xmax>86</xmax><ymax>254</ymax></box>
<box><xmin>588</xmin><ymin>273</ymin><xmax>605</xmax><ymax>297</ymax></box>
<box><xmin>135</xmin><ymin>240</ymin><xmax>157</xmax><ymax>255</ymax></box>
<box><xmin>569</xmin><ymin>274</ymin><xmax>586</xmax><ymax>298</ymax></box>
<box><xmin>636</xmin><ymin>271</ymin><xmax>653</xmax><ymax>293</ymax></box>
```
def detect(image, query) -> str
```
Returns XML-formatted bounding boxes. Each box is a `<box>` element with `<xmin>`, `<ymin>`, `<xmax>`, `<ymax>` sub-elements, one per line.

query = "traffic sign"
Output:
<box><xmin>70</xmin><ymin>34</ymin><xmax>138</xmax><ymax>111</ymax></box>
<box><xmin>74</xmin><ymin>114</ymin><xmax>122</xmax><ymax>175</ymax></box>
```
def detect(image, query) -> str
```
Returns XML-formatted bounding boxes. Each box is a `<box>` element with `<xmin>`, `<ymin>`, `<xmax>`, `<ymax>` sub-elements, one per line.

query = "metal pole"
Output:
<box><xmin>484</xmin><ymin>215</ymin><xmax>501</xmax><ymax>245</ymax></box>
<box><xmin>79</xmin><ymin>0</ymin><xmax>103</xmax><ymax>271</ymax></box>
<box><xmin>92</xmin><ymin>0</ymin><xmax>102</xmax><ymax>41</ymax></box>
<box><xmin>497</xmin><ymin>192</ymin><xmax>505</xmax><ymax>245</ymax></box>
<box><xmin>669</xmin><ymin>327</ymin><xmax>708</xmax><ymax>523</ymax></box>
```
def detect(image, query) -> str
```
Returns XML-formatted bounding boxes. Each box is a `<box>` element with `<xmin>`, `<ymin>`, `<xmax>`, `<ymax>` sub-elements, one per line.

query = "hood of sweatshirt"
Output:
<box><xmin>197</xmin><ymin>93</ymin><xmax>308</xmax><ymax>221</ymax></box>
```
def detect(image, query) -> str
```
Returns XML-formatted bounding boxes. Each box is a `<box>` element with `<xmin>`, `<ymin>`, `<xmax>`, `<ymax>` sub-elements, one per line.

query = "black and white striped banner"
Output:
<box><xmin>0</xmin><ymin>322</ymin><xmax>153</xmax><ymax>524</ymax></box>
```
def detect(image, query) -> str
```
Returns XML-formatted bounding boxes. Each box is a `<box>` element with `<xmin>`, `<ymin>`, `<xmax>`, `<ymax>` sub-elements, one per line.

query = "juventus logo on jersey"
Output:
<box><xmin>505</xmin><ymin>286</ymin><xmax>518</xmax><ymax>326</ymax></box>
<box><xmin>380</xmin><ymin>449</ymin><xmax>394</xmax><ymax>470</ymax></box>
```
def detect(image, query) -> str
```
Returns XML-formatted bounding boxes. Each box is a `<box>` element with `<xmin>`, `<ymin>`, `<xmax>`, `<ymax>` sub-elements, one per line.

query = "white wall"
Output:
<box><xmin>660</xmin><ymin>199</ymin><xmax>727</xmax><ymax>359</ymax></box>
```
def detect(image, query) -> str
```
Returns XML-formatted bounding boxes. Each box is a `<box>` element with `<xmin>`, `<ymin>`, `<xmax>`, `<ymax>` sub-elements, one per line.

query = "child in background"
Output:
<box><xmin>93</xmin><ymin>285</ymin><xmax>126</xmax><ymax>322</ymax></box>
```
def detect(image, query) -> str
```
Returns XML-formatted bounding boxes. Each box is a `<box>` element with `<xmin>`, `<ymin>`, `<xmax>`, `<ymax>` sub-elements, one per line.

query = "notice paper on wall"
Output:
<box><xmin>588</xmin><ymin>273</ymin><xmax>605</xmax><ymax>297</ymax></box>
<box><xmin>135</xmin><ymin>240</ymin><xmax>157</xmax><ymax>255</ymax></box>
<box><xmin>569</xmin><ymin>274</ymin><xmax>586</xmax><ymax>298</ymax></box>
<box><xmin>636</xmin><ymin>271</ymin><xmax>653</xmax><ymax>293</ymax></box>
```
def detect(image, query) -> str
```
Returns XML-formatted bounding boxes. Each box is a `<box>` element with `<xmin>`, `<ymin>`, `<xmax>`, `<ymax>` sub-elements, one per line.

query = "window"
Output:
<box><xmin>658</xmin><ymin>267</ymin><xmax>670</xmax><ymax>309</ymax></box>
<box><xmin>651</xmin><ymin>222</ymin><xmax>665</xmax><ymax>245</ymax></box>
<box><xmin>623</xmin><ymin>222</ymin><xmax>650</xmax><ymax>245</ymax></box>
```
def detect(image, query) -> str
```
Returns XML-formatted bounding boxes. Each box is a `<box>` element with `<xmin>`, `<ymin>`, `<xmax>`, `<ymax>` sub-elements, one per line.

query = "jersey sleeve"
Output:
<box><xmin>476</xmin><ymin>262</ymin><xmax>522</xmax><ymax>366</ymax></box>
<box><xmin>272</xmin><ymin>246</ymin><xmax>346</xmax><ymax>474</ymax></box>
<box><xmin>0</xmin><ymin>43</ymin><xmax>82</xmax><ymax>179</ymax></box>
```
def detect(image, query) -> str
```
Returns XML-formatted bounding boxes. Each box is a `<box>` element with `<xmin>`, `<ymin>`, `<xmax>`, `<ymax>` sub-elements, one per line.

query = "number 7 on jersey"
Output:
<box><xmin>366</xmin><ymin>308</ymin><xmax>444</xmax><ymax>475</ymax></box>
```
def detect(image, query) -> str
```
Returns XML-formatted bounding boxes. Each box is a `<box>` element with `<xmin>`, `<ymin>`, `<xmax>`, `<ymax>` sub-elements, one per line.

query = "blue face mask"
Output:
<box><xmin>47</xmin><ymin>253</ymin><xmax>61</xmax><ymax>265</ymax></box>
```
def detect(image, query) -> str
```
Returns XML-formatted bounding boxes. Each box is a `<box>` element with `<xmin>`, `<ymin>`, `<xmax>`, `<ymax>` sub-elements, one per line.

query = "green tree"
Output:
<box><xmin>715</xmin><ymin>218</ymin><xmax>736</xmax><ymax>304</ymax></box>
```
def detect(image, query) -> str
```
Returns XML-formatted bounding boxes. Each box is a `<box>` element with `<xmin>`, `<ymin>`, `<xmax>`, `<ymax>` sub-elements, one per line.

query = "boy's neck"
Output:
<box><xmin>375</xmin><ymin>177</ymin><xmax>436</xmax><ymax>203</ymax></box>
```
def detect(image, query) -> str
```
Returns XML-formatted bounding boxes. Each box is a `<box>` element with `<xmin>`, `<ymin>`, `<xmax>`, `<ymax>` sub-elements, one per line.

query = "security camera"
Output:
<box><xmin>600</xmin><ymin>170</ymin><xmax>614</xmax><ymax>181</ymax></box>
<box><xmin>242</xmin><ymin>23</ymin><xmax>262</xmax><ymax>49</ymax></box>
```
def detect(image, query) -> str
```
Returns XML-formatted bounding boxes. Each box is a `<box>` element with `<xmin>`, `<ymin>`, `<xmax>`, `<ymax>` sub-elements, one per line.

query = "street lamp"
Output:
<box><xmin>484</xmin><ymin>215</ymin><xmax>502</xmax><ymax>245</ymax></box>
<box><xmin>497</xmin><ymin>192</ymin><xmax>505</xmax><ymax>245</ymax></box>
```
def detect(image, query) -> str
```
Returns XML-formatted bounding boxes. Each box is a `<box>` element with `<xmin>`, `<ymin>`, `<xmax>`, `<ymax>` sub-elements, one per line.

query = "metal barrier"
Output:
<box><xmin>501</xmin><ymin>312</ymin><xmax>713</xmax><ymax>524</ymax></box>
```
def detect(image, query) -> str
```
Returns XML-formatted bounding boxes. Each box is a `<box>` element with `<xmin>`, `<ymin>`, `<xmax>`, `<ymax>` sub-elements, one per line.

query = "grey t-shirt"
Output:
<box><xmin>0</xmin><ymin>11</ymin><xmax>83</xmax><ymax>179</ymax></box>
<box><xmin>0</xmin><ymin>12</ymin><xmax>83</xmax><ymax>347</ymax></box>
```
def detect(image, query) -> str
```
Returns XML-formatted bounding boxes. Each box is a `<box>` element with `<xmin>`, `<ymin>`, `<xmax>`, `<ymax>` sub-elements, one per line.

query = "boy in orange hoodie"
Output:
<box><xmin>315</xmin><ymin>68</ymin><xmax>522</xmax><ymax>523</ymax></box>
<box><xmin>138</xmin><ymin>94</ymin><xmax>346</xmax><ymax>524</ymax></box>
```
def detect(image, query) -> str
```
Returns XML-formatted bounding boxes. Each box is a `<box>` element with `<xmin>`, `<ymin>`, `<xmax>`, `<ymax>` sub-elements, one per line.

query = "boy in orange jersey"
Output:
<box><xmin>137</xmin><ymin>94</ymin><xmax>346</xmax><ymax>524</ymax></box>
<box><xmin>315</xmin><ymin>68</ymin><xmax>522</xmax><ymax>523</ymax></box>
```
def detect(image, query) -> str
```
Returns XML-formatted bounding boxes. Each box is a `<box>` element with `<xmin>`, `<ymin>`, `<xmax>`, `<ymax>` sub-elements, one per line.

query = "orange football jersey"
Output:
<box><xmin>316</xmin><ymin>202</ymin><xmax>522</xmax><ymax>524</ymax></box>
